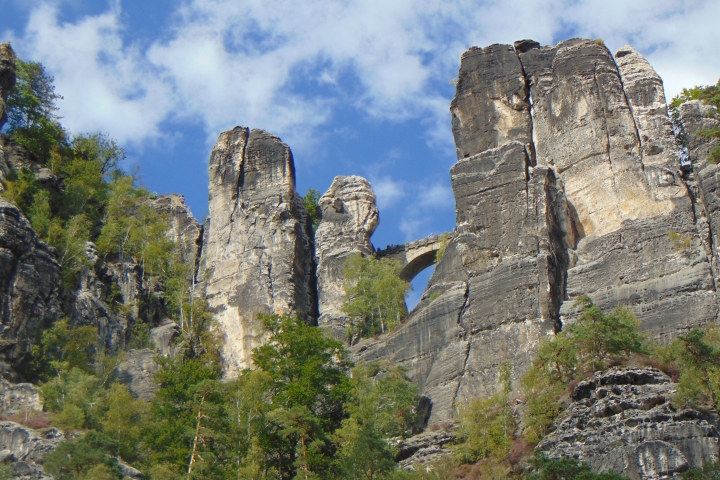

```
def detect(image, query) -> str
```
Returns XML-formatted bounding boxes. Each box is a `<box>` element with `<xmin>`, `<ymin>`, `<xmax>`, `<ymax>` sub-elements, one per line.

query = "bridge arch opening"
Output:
<box><xmin>399</xmin><ymin>249</ymin><xmax>438</xmax><ymax>282</ymax></box>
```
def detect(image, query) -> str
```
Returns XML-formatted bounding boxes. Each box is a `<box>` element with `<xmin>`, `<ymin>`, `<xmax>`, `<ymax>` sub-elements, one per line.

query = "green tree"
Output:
<box><xmin>682</xmin><ymin>460</ymin><xmax>720</xmax><ymax>479</ymax></box>
<box><xmin>335</xmin><ymin>362</ymin><xmax>421</xmax><ymax>480</ymax></box>
<box><xmin>655</xmin><ymin>326</ymin><xmax>720</xmax><ymax>409</ymax></box>
<box><xmin>455</xmin><ymin>363</ymin><xmax>515</xmax><ymax>464</ymax></box>
<box><xmin>527</xmin><ymin>453</ymin><xmax>629</xmax><ymax>479</ymax></box>
<box><xmin>252</xmin><ymin>312</ymin><xmax>353</xmax><ymax>479</ymax></box>
<box><xmin>44</xmin><ymin>431</ymin><xmax>124</xmax><ymax>480</ymax></box>
<box><xmin>5</xmin><ymin>58</ymin><xmax>65</xmax><ymax>162</ymax></box>
<box><xmin>521</xmin><ymin>299</ymin><xmax>647</xmax><ymax>445</ymax></box>
<box><xmin>342</xmin><ymin>253</ymin><xmax>411</xmax><ymax>339</ymax></box>
<box><xmin>303</xmin><ymin>189</ymin><xmax>321</xmax><ymax>230</ymax></box>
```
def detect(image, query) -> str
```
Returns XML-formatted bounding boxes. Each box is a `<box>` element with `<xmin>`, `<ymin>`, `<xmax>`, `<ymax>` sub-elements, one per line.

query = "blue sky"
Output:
<box><xmin>1</xmin><ymin>0</ymin><xmax>719</xmax><ymax>307</ymax></box>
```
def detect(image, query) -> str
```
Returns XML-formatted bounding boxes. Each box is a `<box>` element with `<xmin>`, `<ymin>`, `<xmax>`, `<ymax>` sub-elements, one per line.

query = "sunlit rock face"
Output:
<box><xmin>354</xmin><ymin>38</ymin><xmax>719</xmax><ymax>423</ymax></box>
<box><xmin>315</xmin><ymin>175</ymin><xmax>379</xmax><ymax>341</ymax></box>
<box><xmin>200</xmin><ymin>127</ymin><xmax>316</xmax><ymax>374</ymax></box>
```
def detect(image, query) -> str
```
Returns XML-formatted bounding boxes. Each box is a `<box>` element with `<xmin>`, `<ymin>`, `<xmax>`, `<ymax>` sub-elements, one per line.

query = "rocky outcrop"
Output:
<box><xmin>315</xmin><ymin>176</ymin><xmax>378</xmax><ymax>340</ymax></box>
<box><xmin>0</xmin><ymin>43</ymin><xmax>15</xmax><ymax>131</ymax></box>
<box><xmin>538</xmin><ymin>368</ymin><xmax>720</xmax><ymax>479</ymax></box>
<box><xmin>680</xmin><ymin>100</ymin><xmax>720</xmax><ymax>284</ymax></box>
<box><xmin>0</xmin><ymin>198</ymin><xmax>61</xmax><ymax>378</ymax></box>
<box><xmin>0</xmin><ymin>378</ymin><xmax>41</xmax><ymax>417</ymax></box>
<box><xmin>0</xmin><ymin>422</ymin><xmax>62</xmax><ymax>479</ymax></box>
<box><xmin>70</xmin><ymin>243</ymin><xmax>133</xmax><ymax>352</ymax></box>
<box><xmin>355</xmin><ymin>39</ymin><xmax>718</xmax><ymax>423</ymax></box>
<box><xmin>149</xmin><ymin>194</ymin><xmax>202</xmax><ymax>265</ymax></box>
<box><xmin>200</xmin><ymin>127</ymin><xmax>316</xmax><ymax>373</ymax></box>
<box><xmin>395</xmin><ymin>429</ymin><xmax>455</xmax><ymax>471</ymax></box>
<box><xmin>520</xmin><ymin>40</ymin><xmax>715</xmax><ymax>339</ymax></box>
<box><xmin>116</xmin><ymin>348</ymin><xmax>160</xmax><ymax>401</ymax></box>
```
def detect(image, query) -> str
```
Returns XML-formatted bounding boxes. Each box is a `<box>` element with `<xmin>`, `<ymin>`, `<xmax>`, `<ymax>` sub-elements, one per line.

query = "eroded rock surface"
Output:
<box><xmin>315</xmin><ymin>176</ymin><xmax>378</xmax><ymax>340</ymax></box>
<box><xmin>539</xmin><ymin>368</ymin><xmax>720</xmax><ymax>479</ymax></box>
<box><xmin>0</xmin><ymin>198</ymin><xmax>61</xmax><ymax>378</ymax></box>
<box><xmin>395</xmin><ymin>429</ymin><xmax>455</xmax><ymax>471</ymax></box>
<box><xmin>200</xmin><ymin>127</ymin><xmax>316</xmax><ymax>373</ymax></box>
<box><xmin>0</xmin><ymin>422</ymin><xmax>62</xmax><ymax>479</ymax></box>
<box><xmin>0</xmin><ymin>378</ymin><xmax>41</xmax><ymax>417</ymax></box>
<box><xmin>116</xmin><ymin>348</ymin><xmax>160</xmax><ymax>401</ymax></box>
<box><xmin>356</xmin><ymin>39</ymin><xmax>718</xmax><ymax>423</ymax></box>
<box><xmin>150</xmin><ymin>194</ymin><xmax>202</xmax><ymax>265</ymax></box>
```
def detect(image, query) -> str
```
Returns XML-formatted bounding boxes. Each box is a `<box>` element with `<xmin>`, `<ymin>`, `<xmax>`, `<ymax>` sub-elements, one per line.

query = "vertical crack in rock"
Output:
<box><xmin>592</xmin><ymin>61</ymin><xmax>622</xmax><ymax>200</ymax></box>
<box><xmin>201</xmin><ymin>127</ymin><xmax>315</xmax><ymax>374</ymax></box>
<box><xmin>452</xmin><ymin>281</ymin><xmax>471</xmax><ymax>413</ymax></box>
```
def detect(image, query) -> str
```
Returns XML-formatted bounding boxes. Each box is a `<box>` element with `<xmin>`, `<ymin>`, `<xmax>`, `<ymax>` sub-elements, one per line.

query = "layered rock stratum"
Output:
<box><xmin>354</xmin><ymin>38</ymin><xmax>719</xmax><ymax>424</ymax></box>
<box><xmin>539</xmin><ymin>368</ymin><xmax>720</xmax><ymax>479</ymax></box>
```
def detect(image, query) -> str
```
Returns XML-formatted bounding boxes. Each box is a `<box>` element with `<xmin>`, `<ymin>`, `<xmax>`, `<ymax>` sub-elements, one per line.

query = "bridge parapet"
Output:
<box><xmin>376</xmin><ymin>232</ymin><xmax>451</xmax><ymax>281</ymax></box>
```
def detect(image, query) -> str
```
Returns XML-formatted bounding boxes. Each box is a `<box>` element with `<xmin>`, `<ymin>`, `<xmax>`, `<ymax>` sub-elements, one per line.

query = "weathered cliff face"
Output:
<box><xmin>150</xmin><ymin>194</ymin><xmax>203</xmax><ymax>265</ymax></box>
<box><xmin>200</xmin><ymin>127</ymin><xmax>316</xmax><ymax>373</ymax></box>
<box><xmin>355</xmin><ymin>39</ymin><xmax>719</xmax><ymax>424</ymax></box>
<box><xmin>539</xmin><ymin>368</ymin><xmax>720</xmax><ymax>479</ymax></box>
<box><xmin>0</xmin><ymin>198</ymin><xmax>61</xmax><ymax>379</ymax></box>
<box><xmin>315</xmin><ymin>175</ymin><xmax>378</xmax><ymax>340</ymax></box>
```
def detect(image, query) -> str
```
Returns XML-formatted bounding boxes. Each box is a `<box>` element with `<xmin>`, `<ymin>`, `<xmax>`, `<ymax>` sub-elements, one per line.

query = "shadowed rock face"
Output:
<box><xmin>355</xmin><ymin>38</ymin><xmax>719</xmax><ymax>424</ymax></box>
<box><xmin>539</xmin><ymin>368</ymin><xmax>720</xmax><ymax>479</ymax></box>
<box><xmin>315</xmin><ymin>175</ymin><xmax>378</xmax><ymax>340</ymax></box>
<box><xmin>200</xmin><ymin>127</ymin><xmax>316</xmax><ymax>374</ymax></box>
<box><xmin>0</xmin><ymin>198</ymin><xmax>61</xmax><ymax>379</ymax></box>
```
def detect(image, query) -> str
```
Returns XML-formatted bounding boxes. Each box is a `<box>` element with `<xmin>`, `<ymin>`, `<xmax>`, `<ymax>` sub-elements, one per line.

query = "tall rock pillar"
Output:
<box><xmin>201</xmin><ymin>127</ymin><xmax>317</xmax><ymax>373</ymax></box>
<box><xmin>315</xmin><ymin>176</ymin><xmax>379</xmax><ymax>340</ymax></box>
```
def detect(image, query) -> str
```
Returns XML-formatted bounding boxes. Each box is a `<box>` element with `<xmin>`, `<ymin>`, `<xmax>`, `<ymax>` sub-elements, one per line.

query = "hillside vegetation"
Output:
<box><xmin>3</xmin><ymin>53</ymin><xmax>720</xmax><ymax>479</ymax></box>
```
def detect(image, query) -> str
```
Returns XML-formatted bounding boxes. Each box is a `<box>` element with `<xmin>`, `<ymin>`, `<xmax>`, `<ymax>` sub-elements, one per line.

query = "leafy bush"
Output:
<box><xmin>527</xmin><ymin>453</ymin><xmax>629</xmax><ymax>479</ymax></box>
<box><xmin>455</xmin><ymin>363</ymin><xmax>516</xmax><ymax>464</ymax></box>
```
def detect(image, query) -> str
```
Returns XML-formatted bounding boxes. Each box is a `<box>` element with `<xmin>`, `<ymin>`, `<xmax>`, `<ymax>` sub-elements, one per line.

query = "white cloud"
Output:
<box><xmin>370</xmin><ymin>176</ymin><xmax>405</xmax><ymax>210</ymax></box>
<box><xmin>7</xmin><ymin>3</ymin><xmax>175</xmax><ymax>145</ymax></box>
<box><xmin>3</xmin><ymin>0</ymin><xmax>719</xmax><ymax>153</ymax></box>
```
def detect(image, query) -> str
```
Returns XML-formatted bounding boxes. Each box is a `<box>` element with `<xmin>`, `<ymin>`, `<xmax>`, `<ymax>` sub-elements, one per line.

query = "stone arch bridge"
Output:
<box><xmin>375</xmin><ymin>233</ymin><xmax>450</xmax><ymax>282</ymax></box>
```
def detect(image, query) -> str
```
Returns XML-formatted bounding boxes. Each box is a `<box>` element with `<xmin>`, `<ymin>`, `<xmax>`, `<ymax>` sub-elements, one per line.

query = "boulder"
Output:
<box><xmin>200</xmin><ymin>127</ymin><xmax>317</xmax><ymax>374</ymax></box>
<box><xmin>538</xmin><ymin>367</ymin><xmax>720</xmax><ymax>479</ymax></box>
<box><xmin>315</xmin><ymin>176</ymin><xmax>379</xmax><ymax>340</ymax></box>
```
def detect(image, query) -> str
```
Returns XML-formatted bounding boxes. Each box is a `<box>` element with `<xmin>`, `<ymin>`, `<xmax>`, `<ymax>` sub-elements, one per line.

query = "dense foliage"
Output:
<box><xmin>34</xmin><ymin>314</ymin><xmax>420</xmax><ymax>479</ymax></box>
<box><xmin>670</xmin><ymin>78</ymin><xmax>720</xmax><ymax>163</ymax></box>
<box><xmin>342</xmin><ymin>253</ymin><xmax>411</xmax><ymax>340</ymax></box>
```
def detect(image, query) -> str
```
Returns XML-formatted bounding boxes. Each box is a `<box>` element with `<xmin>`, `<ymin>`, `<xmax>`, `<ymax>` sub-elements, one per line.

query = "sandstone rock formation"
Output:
<box><xmin>395</xmin><ymin>429</ymin><xmax>455</xmax><ymax>471</ymax></box>
<box><xmin>315</xmin><ymin>176</ymin><xmax>378</xmax><ymax>340</ymax></box>
<box><xmin>150</xmin><ymin>194</ymin><xmax>202</xmax><ymax>265</ymax></box>
<box><xmin>0</xmin><ymin>378</ymin><xmax>41</xmax><ymax>417</ymax></box>
<box><xmin>539</xmin><ymin>368</ymin><xmax>720</xmax><ymax>479</ymax></box>
<box><xmin>0</xmin><ymin>421</ymin><xmax>62</xmax><ymax>479</ymax></box>
<box><xmin>355</xmin><ymin>38</ymin><xmax>719</xmax><ymax>424</ymax></box>
<box><xmin>200</xmin><ymin>127</ymin><xmax>316</xmax><ymax>373</ymax></box>
<box><xmin>0</xmin><ymin>198</ymin><xmax>61</xmax><ymax>378</ymax></box>
<box><xmin>116</xmin><ymin>348</ymin><xmax>160</xmax><ymax>401</ymax></box>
